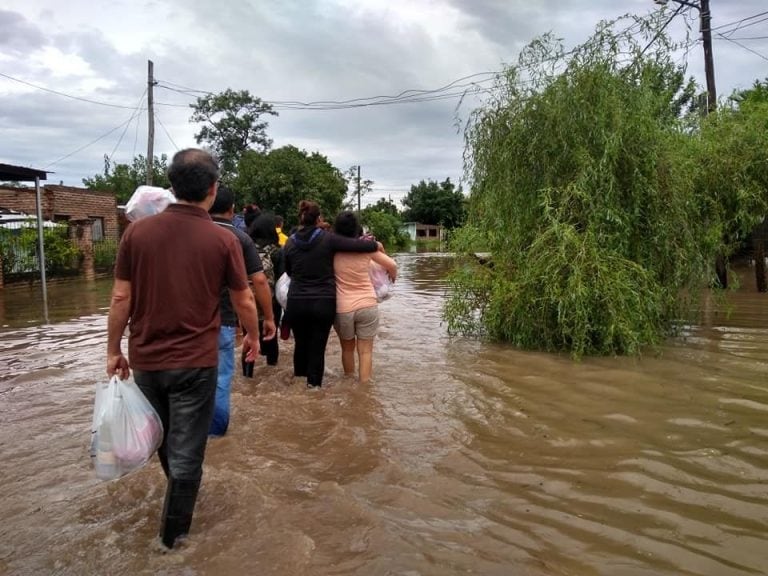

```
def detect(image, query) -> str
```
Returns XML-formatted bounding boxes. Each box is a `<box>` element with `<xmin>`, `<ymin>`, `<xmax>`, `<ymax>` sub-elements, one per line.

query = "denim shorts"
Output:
<box><xmin>334</xmin><ymin>305</ymin><xmax>379</xmax><ymax>340</ymax></box>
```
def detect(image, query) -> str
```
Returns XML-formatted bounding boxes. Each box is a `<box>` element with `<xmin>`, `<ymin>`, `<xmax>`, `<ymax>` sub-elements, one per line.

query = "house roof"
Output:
<box><xmin>0</xmin><ymin>163</ymin><xmax>48</xmax><ymax>182</ymax></box>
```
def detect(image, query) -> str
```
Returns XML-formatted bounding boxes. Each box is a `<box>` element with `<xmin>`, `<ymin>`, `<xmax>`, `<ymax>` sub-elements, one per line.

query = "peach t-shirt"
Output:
<box><xmin>334</xmin><ymin>252</ymin><xmax>377</xmax><ymax>313</ymax></box>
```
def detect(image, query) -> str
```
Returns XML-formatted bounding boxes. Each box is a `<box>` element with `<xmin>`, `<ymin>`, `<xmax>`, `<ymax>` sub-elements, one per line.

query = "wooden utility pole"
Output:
<box><xmin>146</xmin><ymin>60</ymin><xmax>155</xmax><ymax>185</ymax></box>
<box><xmin>356</xmin><ymin>165</ymin><xmax>361</xmax><ymax>214</ymax></box>
<box><xmin>700</xmin><ymin>0</ymin><xmax>717</xmax><ymax>113</ymax></box>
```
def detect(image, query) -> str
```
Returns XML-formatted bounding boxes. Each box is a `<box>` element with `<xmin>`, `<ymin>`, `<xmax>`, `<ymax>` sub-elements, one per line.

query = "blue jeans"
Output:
<box><xmin>209</xmin><ymin>325</ymin><xmax>236</xmax><ymax>436</ymax></box>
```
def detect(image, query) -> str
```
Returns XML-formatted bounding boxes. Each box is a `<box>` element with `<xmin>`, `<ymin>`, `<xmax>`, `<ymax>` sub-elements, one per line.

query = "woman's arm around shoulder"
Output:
<box><xmin>328</xmin><ymin>233</ymin><xmax>377</xmax><ymax>253</ymax></box>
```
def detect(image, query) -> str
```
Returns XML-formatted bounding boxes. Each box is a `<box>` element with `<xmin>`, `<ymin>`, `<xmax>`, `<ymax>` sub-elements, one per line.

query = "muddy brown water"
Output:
<box><xmin>0</xmin><ymin>254</ymin><xmax>767</xmax><ymax>575</ymax></box>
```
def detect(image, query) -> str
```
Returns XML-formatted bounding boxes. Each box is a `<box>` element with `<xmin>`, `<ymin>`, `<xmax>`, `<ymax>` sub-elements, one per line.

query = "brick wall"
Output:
<box><xmin>0</xmin><ymin>185</ymin><xmax>118</xmax><ymax>241</ymax></box>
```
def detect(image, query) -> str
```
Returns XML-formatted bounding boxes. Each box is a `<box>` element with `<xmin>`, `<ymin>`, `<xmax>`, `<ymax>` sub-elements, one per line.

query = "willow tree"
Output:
<box><xmin>445</xmin><ymin>15</ymin><xmax>717</xmax><ymax>358</ymax></box>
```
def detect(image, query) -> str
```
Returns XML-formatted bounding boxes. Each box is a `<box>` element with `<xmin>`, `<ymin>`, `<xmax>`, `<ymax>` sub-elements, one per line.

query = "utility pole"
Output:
<box><xmin>356</xmin><ymin>165</ymin><xmax>361</xmax><ymax>214</ymax></box>
<box><xmin>146</xmin><ymin>60</ymin><xmax>155</xmax><ymax>185</ymax></box>
<box><xmin>700</xmin><ymin>0</ymin><xmax>716</xmax><ymax>113</ymax></box>
<box><xmin>654</xmin><ymin>0</ymin><xmax>716</xmax><ymax>112</ymax></box>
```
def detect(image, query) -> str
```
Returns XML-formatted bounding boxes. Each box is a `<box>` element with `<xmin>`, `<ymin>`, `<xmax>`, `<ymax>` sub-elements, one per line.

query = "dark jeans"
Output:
<box><xmin>134</xmin><ymin>367</ymin><xmax>217</xmax><ymax>482</ymax></box>
<box><xmin>259</xmin><ymin>299</ymin><xmax>282</xmax><ymax>365</ymax></box>
<box><xmin>286</xmin><ymin>297</ymin><xmax>336</xmax><ymax>387</ymax></box>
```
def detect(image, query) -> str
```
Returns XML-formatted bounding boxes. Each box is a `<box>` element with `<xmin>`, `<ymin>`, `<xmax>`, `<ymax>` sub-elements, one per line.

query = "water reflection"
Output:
<box><xmin>1</xmin><ymin>256</ymin><xmax>767</xmax><ymax>575</ymax></box>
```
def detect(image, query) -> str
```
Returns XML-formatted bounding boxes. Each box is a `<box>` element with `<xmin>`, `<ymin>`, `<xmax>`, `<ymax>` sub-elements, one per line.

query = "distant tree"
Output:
<box><xmin>367</xmin><ymin>197</ymin><xmax>400</xmax><ymax>216</ymax></box>
<box><xmin>190</xmin><ymin>88</ymin><xmax>277</xmax><ymax>179</ymax></box>
<box><xmin>694</xmin><ymin>79</ymin><xmax>768</xmax><ymax>290</ymax></box>
<box><xmin>83</xmin><ymin>154</ymin><xmax>170</xmax><ymax>204</ymax></box>
<box><xmin>401</xmin><ymin>178</ymin><xmax>466</xmax><ymax>228</ymax></box>
<box><xmin>361</xmin><ymin>200</ymin><xmax>408</xmax><ymax>250</ymax></box>
<box><xmin>234</xmin><ymin>146</ymin><xmax>346</xmax><ymax>227</ymax></box>
<box><xmin>343</xmin><ymin>166</ymin><xmax>374</xmax><ymax>211</ymax></box>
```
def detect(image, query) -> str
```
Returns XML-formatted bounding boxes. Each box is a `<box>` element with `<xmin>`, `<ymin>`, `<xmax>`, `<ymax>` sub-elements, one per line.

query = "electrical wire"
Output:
<box><xmin>0</xmin><ymin>71</ymin><xmax>141</xmax><ymax>110</ymax></box>
<box><xmin>44</xmin><ymin>116</ymin><xmax>136</xmax><ymax>168</ymax></box>
<box><xmin>109</xmin><ymin>89</ymin><xmax>147</xmax><ymax>163</ymax></box>
<box><xmin>155</xmin><ymin>112</ymin><xmax>180</xmax><ymax>151</ymax></box>
<box><xmin>638</xmin><ymin>3</ymin><xmax>686</xmax><ymax>59</ymax></box>
<box><xmin>717</xmin><ymin>33</ymin><xmax>768</xmax><ymax>62</ymax></box>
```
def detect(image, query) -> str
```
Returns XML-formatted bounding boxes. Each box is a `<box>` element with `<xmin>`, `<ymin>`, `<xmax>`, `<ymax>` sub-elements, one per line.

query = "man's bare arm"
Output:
<box><xmin>250</xmin><ymin>272</ymin><xmax>276</xmax><ymax>340</ymax></box>
<box><xmin>106</xmin><ymin>278</ymin><xmax>131</xmax><ymax>379</ymax></box>
<box><xmin>230</xmin><ymin>286</ymin><xmax>261</xmax><ymax>360</ymax></box>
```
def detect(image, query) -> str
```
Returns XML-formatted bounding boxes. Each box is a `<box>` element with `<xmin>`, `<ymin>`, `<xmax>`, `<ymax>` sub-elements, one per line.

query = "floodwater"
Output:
<box><xmin>1</xmin><ymin>255</ymin><xmax>767</xmax><ymax>576</ymax></box>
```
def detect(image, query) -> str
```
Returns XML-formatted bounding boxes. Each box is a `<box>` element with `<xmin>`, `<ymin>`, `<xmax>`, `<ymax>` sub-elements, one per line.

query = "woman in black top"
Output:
<box><xmin>283</xmin><ymin>200</ymin><xmax>379</xmax><ymax>387</ymax></box>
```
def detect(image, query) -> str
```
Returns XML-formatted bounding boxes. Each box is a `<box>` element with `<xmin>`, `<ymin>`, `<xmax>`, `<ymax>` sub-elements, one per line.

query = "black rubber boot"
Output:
<box><xmin>160</xmin><ymin>478</ymin><xmax>201</xmax><ymax>549</ymax></box>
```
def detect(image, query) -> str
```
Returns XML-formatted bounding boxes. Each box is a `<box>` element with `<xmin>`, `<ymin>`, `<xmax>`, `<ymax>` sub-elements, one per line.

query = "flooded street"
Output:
<box><xmin>1</xmin><ymin>254</ymin><xmax>767</xmax><ymax>575</ymax></box>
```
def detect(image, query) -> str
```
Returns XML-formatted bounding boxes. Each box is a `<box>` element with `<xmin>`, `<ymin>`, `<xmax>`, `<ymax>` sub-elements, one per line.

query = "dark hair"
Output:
<box><xmin>298</xmin><ymin>200</ymin><xmax>320</xmax><ymax>226</ymax></box>
<box><xmin>248</xmin><ymin>212</ymin><xmax>279</xmax><ymax>246</ymax></box>
<box><xmin>333</xmin><ymin>211</ymin><xmax>360</xmax><ymax>238</ymax></box>
<box><xmin>209</xmin><ymin>183</ymin><xmax>234</xmax><ymax>215</ymax></box>
<box><xmin>167</xmin><ymin>149</ymin><xmax>219</xmax><ymax>202</ymax></box>
<box><xmin>243</xmin><ymin>204</ymin><xmax>261</xmax><ymax>228</ymax></box>
<box><xmin>274</xmin><ymin>215</ymin><xmax>284</xmax><ymax>227</ymax></box>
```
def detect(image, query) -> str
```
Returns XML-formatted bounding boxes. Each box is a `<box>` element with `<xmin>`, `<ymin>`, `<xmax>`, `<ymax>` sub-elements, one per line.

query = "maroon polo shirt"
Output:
<box><xmin>114</xmin><ymin>203</ymin><xmax>248</xmax><ymax>370</ymax></box>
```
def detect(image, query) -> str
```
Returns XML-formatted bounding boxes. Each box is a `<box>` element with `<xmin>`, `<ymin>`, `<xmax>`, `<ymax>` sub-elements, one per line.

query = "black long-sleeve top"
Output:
<box><xmin>284</xmin><ymin>226</ymin><xmax>377</xmax><ymax>300</ymax></box>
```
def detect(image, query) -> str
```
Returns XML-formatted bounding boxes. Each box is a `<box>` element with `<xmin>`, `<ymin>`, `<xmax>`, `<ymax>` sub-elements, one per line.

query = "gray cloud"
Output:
<box><xmin>1</xmin><ymin>1</ymin><xmax>766</xmax><ymax>199</ymax></box>
<box><xmin>0</xmin><ymin>10</ymin><xmax>47</xmax><ymax>55</ymax></box>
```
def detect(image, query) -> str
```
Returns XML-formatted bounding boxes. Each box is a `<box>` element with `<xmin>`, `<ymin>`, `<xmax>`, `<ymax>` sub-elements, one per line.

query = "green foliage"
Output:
<box><xmin>445</xmin><ymin>15</ymin><xmax>714</xmax><ymax>358</ymax></box>
<box><xmin>190</xmin><ymin>88</ymin><xmax>277</xmax><ymax>179</ymax></box>
<box><xmin>234</xmin><ymin>146</ymin><xmax>347</xmax><ymax>226</ymax></box>
<box><xmin>367</xmin><ymin>197</ymin><xmax>400</xmax><ymax>217</ymax></box>
<box><xmin>360</xmin><ymin>208</ymin><xmax>409</xmax><ymax>251</ymax></box>
<box><xmin>83</xmin><ymin>154</ymin><xmax>169</xmax><ymax>204</ymax></box>
<box><xmin>692</xmin><ymin>83</ymin><xmax>768</xmax><ymax>257</ymax></box>
<box><xmin>402</xmin><ymin>178</ymin><xmax>466</xmax><ymax>228</ymax></box>
<box><xmin>0</xmin><ymin>226</ymin><xmax>79</xmax><ymax>277</ymax></box>
<box><xmin>93</xmin><ymin>240</ymin><xmax>118</xmax><ymax>271</ymax></box>
<box><xmin>342</xmin><ymin>167</ymin><xmax>374</xmax><ymax>211</ymax></box>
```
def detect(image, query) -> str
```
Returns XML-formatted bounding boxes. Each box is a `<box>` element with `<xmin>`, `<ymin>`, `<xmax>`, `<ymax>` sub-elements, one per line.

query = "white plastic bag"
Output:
<box><xmin>369</xmin><ymin>262</ymin><xmax>394</xmax><ymax>302</ymax></box>
<box><xmin>275</xmin><ymin>272</ymin><xmax>290</xmax><ymax>309</ymax></box>
<box><xmin>90</xmin><ymin>376</ymin><xmax>163</xmax><ymax>481</ymax></box>
<box><xmin>125</xmin><ymin>186</ymin><xmax>175</xmax><ymax>222</ymax></box>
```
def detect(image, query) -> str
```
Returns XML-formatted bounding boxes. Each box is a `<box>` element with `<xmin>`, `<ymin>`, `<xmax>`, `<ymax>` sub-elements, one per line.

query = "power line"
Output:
<box><xmin>0</xmin><ymin>71</ymin><xmax>140</xmax><ymax>110</ymax></box>
<box><xmin>709</xmin><ymin>12</ymin><xmax>768</xmax><ymax>36</ymax></box>
<box><xmin>109</xmin><ymin>89</ymin><xmax>147</xmax><ymax>163</ymax></box>
<box><xmin>639</xmin><ymin>3</ymin><xmax>686</xmax><ymax>59</ymax></box>
<box><xmin>44</xmin><ymin>116</ymin><xmax>136</xmax><ymax>169</ymax></box>
<box><xmin>717</xmin><ymin>33</ymin><xmax>768</xmax><ymax>62</ymax></box>
<box><xmin>155</xmin><ymin>112</ymin><xmax>179</xmax><ymax>151</ymax></box>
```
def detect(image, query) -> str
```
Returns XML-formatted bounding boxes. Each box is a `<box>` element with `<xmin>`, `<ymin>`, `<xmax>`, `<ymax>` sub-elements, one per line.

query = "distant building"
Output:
<box><xmin>399</xmin><ymin>222</ymin><xmax>445</xmax><ymax>243</ymax></box>
<box><xmin>0</xmin><ymin>184</ymin><xmax>119</xmax><ymax>241</ymax></box>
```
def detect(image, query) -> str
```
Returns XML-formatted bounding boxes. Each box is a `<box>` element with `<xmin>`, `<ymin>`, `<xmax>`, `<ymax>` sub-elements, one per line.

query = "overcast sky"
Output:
<box><xmin>1</xmin><ymin>0</ymin><xmax>766</xmax><ymax>208</ymax></box>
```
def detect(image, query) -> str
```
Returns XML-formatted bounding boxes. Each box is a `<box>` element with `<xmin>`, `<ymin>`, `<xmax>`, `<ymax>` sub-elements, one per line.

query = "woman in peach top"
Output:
<box><xmin>332</xmin><ymin>211</ymin><xmax>397</xmax><ymax>384</ymax></box>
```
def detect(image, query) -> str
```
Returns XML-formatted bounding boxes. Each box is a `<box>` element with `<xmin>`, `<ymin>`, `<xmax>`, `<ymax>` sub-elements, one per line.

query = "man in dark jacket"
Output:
<box><xmin>209</xmin><ymin>185</ymin><xmax>275</xmax><ymax>436</ymax></box>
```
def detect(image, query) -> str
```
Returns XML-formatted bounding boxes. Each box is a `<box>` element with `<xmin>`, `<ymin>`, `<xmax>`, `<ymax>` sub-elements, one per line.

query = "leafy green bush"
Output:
<box><xmin>445</xmin><ymin>16</ymin><xmax>715</xmax><ymax>357</ymax></box>
<box><xmin>361</xmin><ymin>209</ymin><xmax>409</xmax><ymax>251</ymax></box>
<box><xmin>0</xmin><ymin>226</ymin><xmax>79</xmax><ymax>277</ymax></box>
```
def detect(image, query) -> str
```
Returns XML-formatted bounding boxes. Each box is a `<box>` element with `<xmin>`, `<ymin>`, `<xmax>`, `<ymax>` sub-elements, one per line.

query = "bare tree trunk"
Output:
<box><xmin>715</xmin><ymin>253</ymin><xmax>728</xmax><ymax>289</ymax></box>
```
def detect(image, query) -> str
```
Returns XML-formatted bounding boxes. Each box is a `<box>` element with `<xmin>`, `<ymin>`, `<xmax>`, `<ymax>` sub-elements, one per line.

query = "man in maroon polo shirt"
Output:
<box><xmin>106</xmin><ymin>148</ymin><xmax>261</xmax><ymax>549</ymax></box>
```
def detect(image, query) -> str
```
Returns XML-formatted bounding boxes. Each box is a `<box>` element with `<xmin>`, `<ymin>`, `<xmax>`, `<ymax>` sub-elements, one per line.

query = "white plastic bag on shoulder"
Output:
<box><xmin>90</xmin><ymin>375</ymin><xmax>163</xmax><ymax>481</ymax></box>
<box><xmin>369</xmin><ymin>261</ymin><xmax>394</xmax><ymax>303</ymax></box>
<box><xmin>125</xmin><ymin>186</ymin><xmax>175</xmax><ymax>222</ymax></box>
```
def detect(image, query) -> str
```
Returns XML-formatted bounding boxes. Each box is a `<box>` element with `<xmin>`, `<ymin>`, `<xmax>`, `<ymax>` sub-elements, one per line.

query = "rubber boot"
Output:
<box><xmin>160</xmin><ymin>478</ymin><xmax>201</xmax><ymax>549</ymax></box>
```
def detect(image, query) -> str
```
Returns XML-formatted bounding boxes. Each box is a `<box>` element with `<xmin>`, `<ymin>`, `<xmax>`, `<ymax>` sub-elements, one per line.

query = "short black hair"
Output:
<box><xmin>248</xmin><ymin>212</ymin><xmax>279</xmax><ymax>246</ymax></box>
<box><xmin>168</xmin><ymin>149</ymin><xmax>220</xmax><ymax>202</ymax></box>
<box><xmin>333</xmin><ymin>211</ymin><xmax>360</xmax><ymax>238</ymax></box>
<box><xmin>209</xmin><ymin>183</ymin><xmax>235</xmax><ymax>215</ymax></box>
